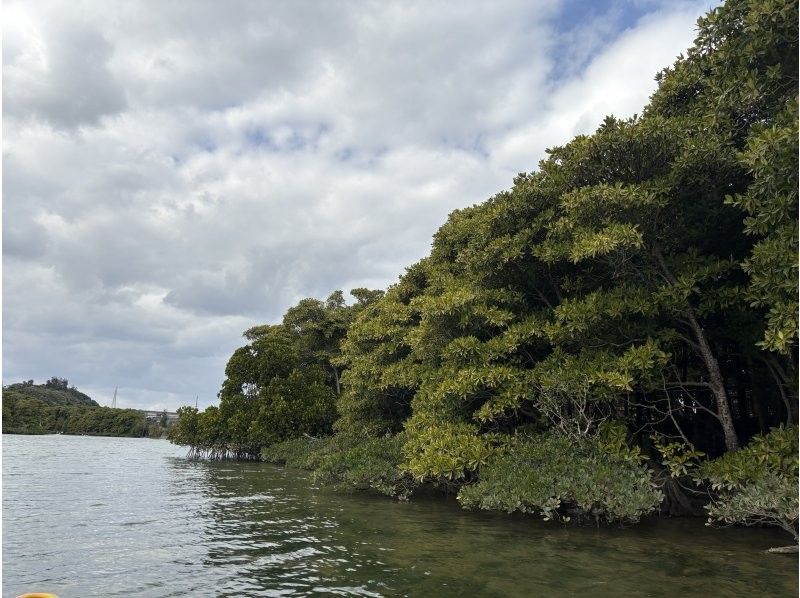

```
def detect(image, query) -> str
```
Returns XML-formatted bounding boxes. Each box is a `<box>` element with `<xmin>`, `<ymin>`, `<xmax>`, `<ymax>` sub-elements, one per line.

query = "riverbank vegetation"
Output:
<box><xmin>2</xmin><ymin>379</ymin><xmax>169</xmax><ymax>438</ymax></box>
<box><xmin>170</xmin><ymin>0</ymin><xmax>798</xmax><ymax>537</ymax></box>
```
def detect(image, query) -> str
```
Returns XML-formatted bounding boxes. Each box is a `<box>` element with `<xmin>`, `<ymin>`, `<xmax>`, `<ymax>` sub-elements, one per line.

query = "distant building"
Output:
<box><xmin>141</xmin><ymin>410</ymin><xmax>180</xmax><ymax>424</ymax></box>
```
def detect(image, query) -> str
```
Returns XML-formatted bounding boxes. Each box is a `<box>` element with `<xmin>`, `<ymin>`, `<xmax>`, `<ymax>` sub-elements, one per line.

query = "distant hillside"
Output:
<box><xmin>2</xmin><ymin>378</ymin><xmax>99</xmax><ymax>407</ymax></box>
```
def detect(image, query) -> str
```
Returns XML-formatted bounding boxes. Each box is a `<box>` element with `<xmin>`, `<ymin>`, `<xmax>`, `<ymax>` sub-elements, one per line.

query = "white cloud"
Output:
<box><xmin>3</xmin><ymin>0</ymin><xmax>716</xmax><ymax>410</ymax></box>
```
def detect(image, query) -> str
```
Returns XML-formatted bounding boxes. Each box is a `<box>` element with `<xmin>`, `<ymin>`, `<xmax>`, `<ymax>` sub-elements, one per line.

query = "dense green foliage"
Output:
<box><xmin>4</xmin><ymin>378</ymin><xmax>99</xmax><ymax>407</ymax></box>
<box><xmin>3</xmin><ymin>396</ymin><xmax>148</xmax><ymax>437</ymax></box>
<box><xmin>2</xmin><ymin>379</ymin><xmax>173</xmax><ymax>438</ymax></box>
<box><xmin>262</xmin><ymin>434</ymin><xmax>414</xmax><ymax>498</ymax></box>
<box><xmin>314</xmin><ymin>434</ymin><xmax>415</xmax><ymax>499</ymax></box>
<box><xmin>697</xmin><ymin>425</ymin><xmax>798</xmax><ymax>540</ymax></box>
<box><xmin>168</xmin><ymin>290</ymin><xmax>383</xmax><ymax>458</ymax></box>
<box><xmin>261</xmin><ymin>436</ymin><xmax>333</xmax><ymax>469</ymax></box>
<box><xmin>172</xmin><ymin>0</ymin><xmax>798</xmax><ymax>533</ymax></box>
<box><xmin>458</xmin><ymin>423</ymin><xmax>663</xmax><ymax>523</ymax></box>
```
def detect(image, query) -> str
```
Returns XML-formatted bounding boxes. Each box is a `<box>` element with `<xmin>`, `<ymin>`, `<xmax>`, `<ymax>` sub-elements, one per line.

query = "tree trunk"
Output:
<box><xmin>332</xmin><ymin>366</ymin><xmax>341</xmax><ymax>396</ymax></box>
<box><xmin>764</xmin><ymin>355</ymin><xmax>798</xmax><ymax>424</ymax></box>
<box><xmin>652</xmin><ymin>246</ymin><xmax>740</xmax><ymax>452</ymax></box>
<box><xmin>685</xmin><ymin>308</ymin><xmax>740</xmax><ymax>451</ymax></box>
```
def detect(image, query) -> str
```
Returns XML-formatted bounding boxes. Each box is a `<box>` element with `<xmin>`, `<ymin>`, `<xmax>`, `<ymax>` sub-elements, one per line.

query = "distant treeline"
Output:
<box><xmin>5</xmin><ymin>378</ymin><xmax>98</xmax><ymax>407</ymax></box>
<box><xmin>170</xmin><ymin>0</ymin><xmax>797</xmax><ymax>540</ymax></box>
<box><xmin>2</xmin><ymin>379</ymin><xmax>170</xmax><ymax>438</ymax></box>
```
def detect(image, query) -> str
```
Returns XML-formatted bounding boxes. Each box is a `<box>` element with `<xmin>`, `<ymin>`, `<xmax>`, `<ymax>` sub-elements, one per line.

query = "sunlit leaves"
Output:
<box><xmin>726</xmin><ymin>101</ymin><xmax>799</xmax><ymax>353</ymax></box>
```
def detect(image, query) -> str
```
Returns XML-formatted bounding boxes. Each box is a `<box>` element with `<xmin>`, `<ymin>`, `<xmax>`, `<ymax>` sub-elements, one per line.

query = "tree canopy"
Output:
<box><xmin>3</xmin><ymin>379</ymin><xmax>99</xmax><ymax>407</ymax></box>
<box><xmin>168</xmin><ymin>289</ymin><xmax>383</xmax><ymax>458</ymax></box>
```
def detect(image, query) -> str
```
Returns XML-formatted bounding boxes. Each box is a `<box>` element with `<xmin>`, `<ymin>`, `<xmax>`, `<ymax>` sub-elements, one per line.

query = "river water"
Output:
<box><xmin>2</xmin><ymin>434</ymin><xmax>797</xmax><ymax>597</ymax></box>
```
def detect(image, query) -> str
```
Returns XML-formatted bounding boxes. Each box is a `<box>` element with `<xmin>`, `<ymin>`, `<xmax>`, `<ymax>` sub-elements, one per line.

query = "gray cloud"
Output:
<box><xmin>4</xmin><ymin>10</ymin><xmax>127</xmax><ymax>127</ymax></box>
<box><xmin>3</xmin><ymin>0</ymin><xmax>714</xmax><ymax>410</ymax></box>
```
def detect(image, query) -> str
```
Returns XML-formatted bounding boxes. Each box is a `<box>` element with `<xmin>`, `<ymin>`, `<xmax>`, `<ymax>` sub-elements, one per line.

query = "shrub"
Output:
<box><xmin>695</xmin><ymin>425</ymin><xmax>798</xmax><ymax>541</ymax></box>
<box><xmin>458</xmin><ymin>424</ymin><xmax>663</xmax><ymax>523</ymax></box>
<box><xmin>261</xmin><ymin>436</ymin><xmax>332</xmax><ymax>469</ymax></box>
<box><xmin>314</xmin><ymin>434</ymin><xmax>417</xmax><ymax>499</ymax></box>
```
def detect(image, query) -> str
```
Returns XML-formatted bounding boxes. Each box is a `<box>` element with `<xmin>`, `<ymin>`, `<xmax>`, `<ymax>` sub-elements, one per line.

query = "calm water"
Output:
<box><xmin>2</xmin><ymin>435</ymin><xmax>797</xmax><ymax>597</ymax></box>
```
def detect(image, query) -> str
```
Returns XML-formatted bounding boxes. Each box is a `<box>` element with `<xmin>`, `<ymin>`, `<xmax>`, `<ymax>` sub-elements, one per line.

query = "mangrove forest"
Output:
<box><xmin>169</xmin><ymin>0</ymin><xmax>799</xmax><ymax>542</ymax></box>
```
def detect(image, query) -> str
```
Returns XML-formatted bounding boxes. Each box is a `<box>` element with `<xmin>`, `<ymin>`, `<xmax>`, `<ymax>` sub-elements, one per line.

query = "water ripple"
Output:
<box><xmin>3</xmin><ymin>434</ymin><xmax>798</xmax><ymax>597</ymax></box>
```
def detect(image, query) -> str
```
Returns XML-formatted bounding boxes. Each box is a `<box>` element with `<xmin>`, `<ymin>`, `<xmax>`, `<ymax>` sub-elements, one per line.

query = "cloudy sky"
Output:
<box><xmin>3</xmin><ymin>0</ymin><xmax>717</xmax><ymax>411</ymax></box>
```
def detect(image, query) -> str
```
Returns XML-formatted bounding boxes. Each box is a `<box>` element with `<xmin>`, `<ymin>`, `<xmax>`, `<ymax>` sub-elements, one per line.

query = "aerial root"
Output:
<box><xmin>766</xmin><ymin>545</ymin><xmax>799</xmax><ymax>554</ymax></box>
<box><xmin>185</xmin><ymin>445</ymin><xmax>260</xmax><ymax>461</ymax></box>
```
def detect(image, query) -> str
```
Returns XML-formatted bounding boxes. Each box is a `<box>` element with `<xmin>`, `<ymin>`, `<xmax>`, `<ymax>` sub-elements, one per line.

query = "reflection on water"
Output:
<box><xmin>3</xmin><ymin>434</ymin><xmax>797</xmax><ymax>597</ymax></box>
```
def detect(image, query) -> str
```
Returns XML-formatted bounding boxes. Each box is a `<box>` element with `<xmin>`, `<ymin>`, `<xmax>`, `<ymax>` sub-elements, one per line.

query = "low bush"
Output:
<box><xmin>458</xmin><ymin>423</ymin><xmax>663</xmax><ymax>523</ymax></box>
<box><xmin>313</xmin><ymin>433</ymin><xmax>417</xmax><ymax>499</ymax></box>
<box><xmin>261</xmin><ymin>436</ymin><xmax>332</xmax><ymax>469</ymax></box>
<box><xmin>695</xmin><ymin>425</ymin><xmax>798</xmax><ymax>541</ymax></box>
<box><xmin>262</xmin><ymin>433</ymin><xmax>414</xmax><ymax>499</ymax></box>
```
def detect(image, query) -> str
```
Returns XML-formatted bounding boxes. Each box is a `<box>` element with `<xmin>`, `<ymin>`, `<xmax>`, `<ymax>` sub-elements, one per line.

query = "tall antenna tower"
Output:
<box><xmin>111</xmin><ymin>387</ymin><xmax>118</xmax><ymax>408</ymax></box>
<box><xmin>195</xmin><ymin>395</ymin><xmax>198</xmax><ymax>409</ymax></box>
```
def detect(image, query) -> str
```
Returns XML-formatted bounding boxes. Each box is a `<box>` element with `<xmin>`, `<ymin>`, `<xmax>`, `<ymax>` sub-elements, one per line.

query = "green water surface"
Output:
<box><xmin>3</xmin><ymin>434</ymin><xmax>797</xmax><ymax>596</ymax></box>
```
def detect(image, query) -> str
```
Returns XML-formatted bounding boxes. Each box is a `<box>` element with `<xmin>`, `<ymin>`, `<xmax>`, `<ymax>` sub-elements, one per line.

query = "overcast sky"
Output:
<box><xmin>3</xmin><ymin>0</ymin><xmax>717</xmax><ymax>411</ymax></box>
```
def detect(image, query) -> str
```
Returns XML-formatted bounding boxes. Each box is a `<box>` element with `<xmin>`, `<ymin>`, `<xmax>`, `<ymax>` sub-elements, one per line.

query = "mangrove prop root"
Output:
<box><xmin>766</xmin><ymin>545</ymin><xmax>799</xmax><ymax>554</ymax></box>
<box><xmin>186</xmin><ymin>445</ymin><xmax>260</xmax><ymax>461</ymax></box>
